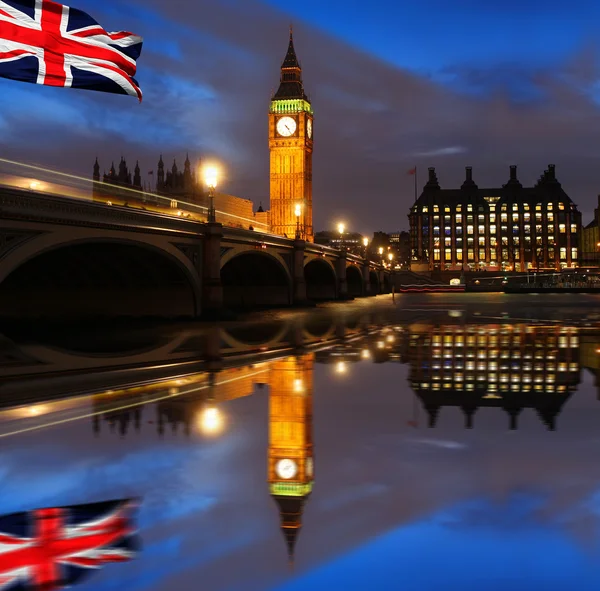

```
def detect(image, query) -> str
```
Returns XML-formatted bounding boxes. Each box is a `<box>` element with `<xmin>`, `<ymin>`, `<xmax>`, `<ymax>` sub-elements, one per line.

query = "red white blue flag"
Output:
<box><xmin>0</xmin><ymin>499</ymin><xmax>140</xmax><ymax>590</ymax></box>
<box><xmin>0</xmin><ymin>0</ymin><xmax>143</xmax><ymax>100</ymax></box>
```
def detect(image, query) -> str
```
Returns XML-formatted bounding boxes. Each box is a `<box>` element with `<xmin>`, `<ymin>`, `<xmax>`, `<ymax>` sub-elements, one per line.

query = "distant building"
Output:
<box><xmin>409</xmin><ymin>165</ymin><xmax>581</xmax><ymax>272</ymax></box>
<box><xmin>315</xmin><ymin>230</ymin><xmax>365</xmax><ymax>255</ymax></box>
<box><xmin>580</xmin><ymin>196</ymin><xmax>600</xmax><ymax>267</ymax></box>
<box><xmin>92</xmin><ymin>156</ymin><xmax>267</xmax><ymax>231</ymax></box>
<box><xmin>390</xmin><ymin>231</ymin><xmax>411</xmax><ymax>269</ymax></box>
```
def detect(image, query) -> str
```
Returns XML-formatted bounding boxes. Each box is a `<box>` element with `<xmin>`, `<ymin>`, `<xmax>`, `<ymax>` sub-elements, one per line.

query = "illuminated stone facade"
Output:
<box><xmin>409</xmin><ymin>165</ymin><xmax>582</xmax><ymax>272</ymax></box>
<box><xmin>269</xmin><ymin>29</ymin><xmax>314</xmax><ymax>242</ymax></box>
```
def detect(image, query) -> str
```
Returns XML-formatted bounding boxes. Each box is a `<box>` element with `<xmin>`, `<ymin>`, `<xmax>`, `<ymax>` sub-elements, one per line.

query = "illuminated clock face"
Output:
<box><xmin>306</xmin><ymin>457</ymin><xmax>314</xmax><ymax>478</ymax></box>
<box><xmin>277</xmin><ymin>116</ymin><xmax>297</xmax><ymax>137</ymax></box>
<box><xmin>307</xmin><ymin>119</ymin><xmax>312</xmax><ymax>139</ymax></box>
<box><xmin>276</xmin><ymin>458</ymin><xmax>298</xmax><ymax>480</ymax></box>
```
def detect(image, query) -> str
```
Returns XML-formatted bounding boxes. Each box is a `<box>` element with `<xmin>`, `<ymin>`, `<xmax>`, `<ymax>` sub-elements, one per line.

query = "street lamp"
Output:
<box><xmin>295</xmin><ymin>203</ymin><xmax>303</xmax><ymax>240</ymax></box>
<box><xmin>337</xmin><ymin>222</ymin><xmax>345</xmax><ymax>251</ymax></box>
<box><xmin>203</xmin><ymin>165</ymin><xmax>219</xmax><ymax>223</ymax></box>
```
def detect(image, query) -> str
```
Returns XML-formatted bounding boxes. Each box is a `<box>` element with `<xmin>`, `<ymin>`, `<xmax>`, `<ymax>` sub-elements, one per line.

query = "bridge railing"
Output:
<box><xmin>0</xmin><ymin>157</ymin><xmax>269</xmax><ymax>233</ymax></box>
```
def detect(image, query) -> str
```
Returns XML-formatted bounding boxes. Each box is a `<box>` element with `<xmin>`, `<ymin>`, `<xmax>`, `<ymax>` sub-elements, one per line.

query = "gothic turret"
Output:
<box><xmin>157</xmin><ymin>155</ymin><xmax>165</xmax><ymax>189</ymax></box>
<box><xmin>273</xmin><ymin>27</ymin><xmax>308</xmax><ymax>100</ymax></box>
<box><xmin>184</xmin><ymin>153</ymin><xmax>192</xmax><ymax>191</ymax></box>
<box><xmin>93</xmin><ymin>157</ymin><xmax>100</xmax><ymax>182</ymax></box>
<box><xmin>133</xmin><ymin>161</ymin><xmax>141</xmax><ymax>188</ymax></box>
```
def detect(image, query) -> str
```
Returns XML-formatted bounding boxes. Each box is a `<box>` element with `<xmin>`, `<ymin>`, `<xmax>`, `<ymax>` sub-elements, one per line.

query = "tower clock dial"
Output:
<box><xmin>276</xmin><ymin>458</ymin><xmax>298</xmax><ymax>480</ymax></box>
<box><xmin>307</xmin><ymin>119</ymin><xmax>312</xmax><ymax>139</ymax></box>
<box><xmin>276</xmin><ymin>116</ymin><xmax>297</xmax><ymax>137</ymax></box>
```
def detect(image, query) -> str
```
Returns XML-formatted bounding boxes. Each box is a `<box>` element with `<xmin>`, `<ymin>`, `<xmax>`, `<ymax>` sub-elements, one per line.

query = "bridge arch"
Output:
<box><xmin>220</xmin><ymin>251</ymin><xmax>292</xmax><ymax>309</ymax></box>
<box><xmin>369</xmin><ymin>270</ymin><xmax>380</xmax><ymax>294</ymax></box>
<box><xmin>304</xmin><ymin>257</ymin><xmax>337</xmax><ymax>301</ymax></box>
<box><xmin>347</xmin><ymin>265</ymin><xmax>364</xmax><ymax>297</ymax></box>
<box><xmin>0</xmin><ymin>236</ymin><xmax>201</xmax><ymax>319</ymax></box>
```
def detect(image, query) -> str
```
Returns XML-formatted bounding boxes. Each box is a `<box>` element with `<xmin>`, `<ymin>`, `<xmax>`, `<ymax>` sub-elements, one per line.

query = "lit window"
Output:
<box><xmin>501</xmin><ymin>213</ymin><xmax>508</xmax><ymax>222</ymax></box>
<box><xmin>513</xmin><ymin>236</ymin><xmax>520</xmax><ymax>245</ymax></box>
<box><xmin>548</xmin><ymin>225</ymin><xmax>554</xmax><ymax>234</ymax></box>
<box><xmin>490</xmin><ymin>251</ymin><xmax>497</xmax><ymax>260</ymax></box>
<box><xmin>422</xmin><ymin>206</ymin><xmax>428</xmax><ymax>213</ymax></box>
<box><xmin>456</xmin><ymin>205</ymin><xmax>462</xmax><ymax>212</ymax></box>
<box><xmin>559</xmin><ymin>224</ymin><xmax>566</xmax><ymax>233</ymax></box>
<box><xmin>467</xmin><ymin>225</ymin><xmax>474</xmax><ymax>234</ymax></box>
<box><xmin>434</xmin><ymin>248</ymin><xmax>440</xmax><ymax>260</ymax></box>
<box><xmin>479</xmin><ymin>248</ymin><xmax>485</xmax><ymax>259</ymax></box>
<box><xmin>478</xmin><ymin>225</ymin><xmax>485</xmax><ymax>233</ymax></box>
<box><xmin>560</xmin><ymin>247</ymin><xmax>567</xmax><ymax>260</ymax></box>
<box><xmin>547</xmin><ymin>203</ymin><xmax>553</xmax><ymax>210</ymax></box>
<box><xmin>524</xmin><ymin>225</ymin><xmax>531</xmax><ymax>234</ymax></box>
<box><xmin>467</xmin><ymin>205</ymin><xmax>473</xmax><ymax>212</ymax></box>
<box><xmin>536</xmin><ymin>204</ymin><xmax>542</xmax><ymax>211</ymax></box>
<box><xmin>445</xmin><ymin>206</ymin><xmax>450</xmax><ymax>213</ymax></box>
<box><xmin>524</xmin><ymin>204</ymin><xmax>530</xmax><ymax>211</ymax></box>
<box><xmin>571</xmin><ymin>224</ymin><xmax>577</xmax><ymax>233</ymax></box>
<box><xmin>512</xmin><ymin>213</ymin><xmax>519</xmax><ymax>222</ymax></box>
<box><xmin>536</xmin><ymin>224</ymin><xmax>542</xmax><ymax>234</ymax></box>
<box><xmin>489</xmin><ymin>214</ymin><xmax>496</xmax><ymax>223</ymax></box>
<box><xmin>479</xmin><ymin>236</ymin><xmax>485</xmax><ymax>246</ymax></box>
<box><xmin>445</xmin><ymin>251</ymin><xmax>452</xmax><ymax>261</ymax></box>
<box><xmin>434</xmin><ymin>226</ymin><xmax>440</xmax><ymax>235</ymax></box>
<box><xmin>444</xmin><ymin>215</ymin><xmax>451</xmax><ymax>224</ymax></box>
<box><xmin>489</xmin><ymin>205</ymin><xmax>496</xmax><ymax>212</ymax></box>
<box><xmin>490</xmin><ymin>225</ymin><xmax>497</xmax><ymax>234</ymax></box>
<box><xmin>572</xmin><ymin>247</ymin><xmax>578</xmax><ymax>259</ymax></box>
<box><xmin>468</xmin><ymin>249</ymin><xmax>474</xmax><ymax>260</ymax></box>
<box><xmin>434</xmin><ymin>205</ymin><xmax>439</xmax><ymax>212</ymax></box>
<box><xmin>558</xmin><ymin>202</ymin><xmax>565</xmax><ymax>210</ymax></box>
<box><xmin>512</xmin><ymin>204</ymin><xmax>518</xmax><ymax>211</ymax></box>
<box><xmin>445</xmin><ymin>237</ymin><xmax>452</xmax><ymax>246</ymax></box>
<box><xmin>548</xmin><ymin>212</ymin><xmax>554</xmax><ymax>222</ymax></box>
<box><xmin>455</xmin><ymin>214</ymin><xmax>462</xmax><ymax>223</ymax></box>
<box><xmin>456</xmin><ymin>248</ymin><xmax>463</xmax><ymax>261</ymax></box>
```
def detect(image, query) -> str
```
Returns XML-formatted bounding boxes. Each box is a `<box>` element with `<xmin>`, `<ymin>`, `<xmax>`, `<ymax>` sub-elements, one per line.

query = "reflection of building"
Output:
<box><xmin>269</xmin><ymin>29</ymin><xmax>314</xmax><ymax>241</ymax></box>
<box><xmin>268</xmin><ymin>355</ymin><xmax>314</xmax><ymax>564</ymax></box>
<box><xmin>407</xmin><ymin>323</ymin><xmax>580</xmax><ymax>430</ymax></box>
<box><xmin>409</xmin><ymin>165</ymin><xmax>581</xmax><ymax>272</ymax></box>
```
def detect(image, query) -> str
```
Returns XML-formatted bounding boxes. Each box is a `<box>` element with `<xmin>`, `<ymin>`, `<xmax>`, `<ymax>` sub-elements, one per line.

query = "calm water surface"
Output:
<box><xmin>2</xmin><ymin>294</ymin><xmax>600</xmax><ymax>590</ymax></box>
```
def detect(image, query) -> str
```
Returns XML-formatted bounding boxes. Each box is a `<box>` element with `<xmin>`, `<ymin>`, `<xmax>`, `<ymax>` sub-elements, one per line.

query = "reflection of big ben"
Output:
<box><xmin>268</xmin><ymin>355</ymin><xmax>314</xmax><ymax>564</ymax></box>
<box><xmin>269</xmin><ymin>28</ymin><xmax>314</xmax><ymax>242</ymax></box>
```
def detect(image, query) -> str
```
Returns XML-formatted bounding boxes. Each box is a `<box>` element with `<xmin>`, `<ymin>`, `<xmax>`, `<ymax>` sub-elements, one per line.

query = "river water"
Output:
<box><xmin>2</xmin><ymin>294</ymin><xmax>600</xmax><ymax>590</ymax></box>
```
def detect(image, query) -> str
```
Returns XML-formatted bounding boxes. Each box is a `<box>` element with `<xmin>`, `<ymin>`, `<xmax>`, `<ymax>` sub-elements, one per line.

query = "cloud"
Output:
<box><xmin>414</xmin><ymin>146</ymin><xmax>467</xmax><ymax>157</ymax></box>
<box><xmin>2</xmin><ymin>0</ymin><xmax>600</xmax><ymax>230</ymax></box>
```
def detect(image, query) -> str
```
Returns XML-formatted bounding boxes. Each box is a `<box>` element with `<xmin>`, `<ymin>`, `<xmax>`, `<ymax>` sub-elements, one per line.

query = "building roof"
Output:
<box><xmin>273</xmin><ymin>29</ymin><xmax>309</xmax><ymax>101</ymax></box>
<box><xmin>412</xmin><ymin>165</ymin><xmax>578</xmax><ymax>212</ymax></box>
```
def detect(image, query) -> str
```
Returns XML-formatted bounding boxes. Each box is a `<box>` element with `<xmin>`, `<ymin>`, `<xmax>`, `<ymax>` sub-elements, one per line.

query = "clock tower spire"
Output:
<box><xmin>268</xmin><ymin>355</ymin><xmax>314</xmax><ymax>565</ymax></box>
<box><xmin>269</xmin><ymin>28</ymin><xmax>314</xmax><ymax>241</ymax></box>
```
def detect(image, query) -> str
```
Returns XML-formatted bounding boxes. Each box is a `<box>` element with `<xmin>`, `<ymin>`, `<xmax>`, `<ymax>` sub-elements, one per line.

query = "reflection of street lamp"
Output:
<box><xmin>363</xmin><ymin>237</ymin><xmax>369</xmax><ymax>257</ymax></box>
<box><xmin>335</xmin><ymin>361</ymin><xmax>347</xmax><ymax>375</ymax></box>
<box><xmin>295</xmin><ymin>203</ymin><xmax>302</xmax><ymax>240</ymax></box>
<box><xmin>198</xmin><ymin>405</ymin><xmax>225</xmax><ymax>437</ymax></box>
<box><xmin>203</xmin><ymin>166</ymin><xmax>219</xmax><ymax>223</ymax></box>
<box><xmin>596</xmin><ymin>241</ymin><xmax>600</xmax><ymax>269</ymax></box>
<box><xmin>388</xmin><ymin>252</ymin><xmax>393</xmax><ymax>268</ymax></box>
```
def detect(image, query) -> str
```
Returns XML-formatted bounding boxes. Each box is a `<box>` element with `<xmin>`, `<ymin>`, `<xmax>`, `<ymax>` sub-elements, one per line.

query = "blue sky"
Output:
<box><xmin>2</xmin><ymin>0</ymin><xmax>600</xmax><ymax>230</ymax></box>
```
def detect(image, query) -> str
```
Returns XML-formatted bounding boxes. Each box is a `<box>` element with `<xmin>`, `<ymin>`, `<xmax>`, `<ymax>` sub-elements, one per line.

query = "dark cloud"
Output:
<box><xmin>2</xmin><ymin>0</ymin><xmax>600</xmax><ymax>231</ymax></box>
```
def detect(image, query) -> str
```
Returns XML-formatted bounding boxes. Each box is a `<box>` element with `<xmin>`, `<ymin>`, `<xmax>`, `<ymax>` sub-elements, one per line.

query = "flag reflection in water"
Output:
<box><xmin>0</xmin><ymin>499</ymin><xmax>139</xmax><ymax>590</ymax></box>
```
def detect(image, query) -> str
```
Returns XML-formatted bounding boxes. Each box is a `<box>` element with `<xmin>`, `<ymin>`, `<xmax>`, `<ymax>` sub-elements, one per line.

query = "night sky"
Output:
<box><xmin>2</xmin><ymin>0</ymin><xmax>600</xmax><ymax>232</ymax></box>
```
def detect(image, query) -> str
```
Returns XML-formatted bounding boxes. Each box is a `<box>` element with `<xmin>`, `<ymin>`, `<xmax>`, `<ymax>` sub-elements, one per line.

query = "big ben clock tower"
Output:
<box><xmin>269</xmin><ymin>28</ymin><xmax>314</xmax><ymax>242</ymax></box>
<box><xmin>268</xmin><ymin>354</ymin><xmax>314</xmax><ymax>564</ymax></box>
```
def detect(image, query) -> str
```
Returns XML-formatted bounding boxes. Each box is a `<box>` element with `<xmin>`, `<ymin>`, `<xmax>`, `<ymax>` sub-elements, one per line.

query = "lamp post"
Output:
<box><xmin>203</xmin><ymin>166</ymin><xmax>219</xmax><ymax>223</ymax></box>
<box><xmin>295</xmin><ymin>203</ymin><xmax>303</xmax><ymax>240</ymax></box>
<box><xmin>338</xmin><ymin>222</ymin><xmax>345</xmax><ymax>251</ymax></box>
<box><xmin>363</xmin><ymin>237</ymin><xmax>369</xmax><ymax>258</ymax></box>
<box><xmin>596</xmin><ymin>241</ymin><xmax>600</xmax><ymax>271</ymax></box>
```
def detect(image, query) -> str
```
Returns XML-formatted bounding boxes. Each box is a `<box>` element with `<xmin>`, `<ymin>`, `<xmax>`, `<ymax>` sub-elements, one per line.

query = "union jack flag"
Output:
<box><xmin>0</xmin><ymin>0</ymin><xmax>143</xmax><ymax>100</ymax></box>
<box><xmin>0</xmin><ymin>499</ymin><xmax>140</xmax><ymax>590</ymax></box>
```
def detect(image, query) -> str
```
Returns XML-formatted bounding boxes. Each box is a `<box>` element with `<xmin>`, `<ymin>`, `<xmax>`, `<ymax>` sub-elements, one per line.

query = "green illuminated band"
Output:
<box><xmin>270</xmin><ymin>99</ymin><xmax>313</xmax><ymax>114</ymax></box>
<box><xmin>270</xmin><ymin>482</ymin><xmax>314</xmax><ymax>497</ymax></box>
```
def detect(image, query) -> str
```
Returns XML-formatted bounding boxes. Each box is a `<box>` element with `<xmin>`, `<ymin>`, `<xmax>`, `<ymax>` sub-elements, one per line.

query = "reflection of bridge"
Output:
<box><xmin>0</xmin><ymin>187</ymin><xmax>389</xmax><ymax>319</ymax></box>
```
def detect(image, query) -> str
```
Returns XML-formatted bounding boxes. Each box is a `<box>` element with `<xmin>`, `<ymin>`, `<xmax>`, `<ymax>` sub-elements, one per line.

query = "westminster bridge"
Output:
<box><xmin>0</xmin><ymin>186</ymin><xmax>390</xmax><ymax>319</ymax></box>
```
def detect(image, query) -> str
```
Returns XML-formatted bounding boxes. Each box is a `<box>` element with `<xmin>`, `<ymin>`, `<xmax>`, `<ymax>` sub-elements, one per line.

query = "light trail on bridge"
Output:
<box><xmin>0</xmin><ymin>157</ymin><xmax>270</xmax><ymax>232</ymax></box>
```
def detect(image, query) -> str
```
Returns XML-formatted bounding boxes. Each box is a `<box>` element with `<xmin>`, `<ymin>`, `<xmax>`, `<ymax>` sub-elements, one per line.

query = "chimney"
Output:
<box><xmin>548</xmin><ymin>164</ymin><xmax>556</xmax><ymax>180</ymax></box>
<box><xmin>465</xmin><ymin>166</ymin><xmax>472</xmax><ymax>182</ymax></box>
<box><xmin>510</xmin><ymin>165</ymin><xmax>517</xmax><ymax>181</ymax></box>
<box><xmin>428</xmin><ymin>167</ymin><xmax>436</xmax><ymax>183</ymax></box>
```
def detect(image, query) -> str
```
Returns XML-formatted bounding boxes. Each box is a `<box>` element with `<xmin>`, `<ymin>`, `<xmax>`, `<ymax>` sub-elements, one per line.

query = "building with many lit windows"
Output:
<box><xmin>409</xmin><ymin>165</ymin><xmax>581</xmax><ymax>272</ymax></box>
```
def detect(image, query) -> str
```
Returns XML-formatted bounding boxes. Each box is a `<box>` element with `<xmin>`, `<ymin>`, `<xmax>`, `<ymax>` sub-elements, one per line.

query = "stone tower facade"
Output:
<box><xmin>269</xmin><ymin>28</ymin><xmax>314</xmax><ymax>242</ymax></box>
